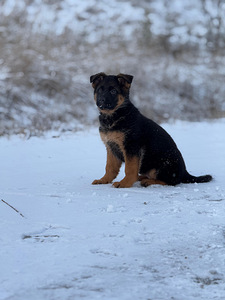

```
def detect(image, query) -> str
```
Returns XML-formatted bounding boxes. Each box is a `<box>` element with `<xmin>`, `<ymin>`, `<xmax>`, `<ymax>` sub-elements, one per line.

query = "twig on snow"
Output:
<box><xmin>1</xmin><ymin>199</ymin><xmax>25</xmax><ymax>218</ymax></box>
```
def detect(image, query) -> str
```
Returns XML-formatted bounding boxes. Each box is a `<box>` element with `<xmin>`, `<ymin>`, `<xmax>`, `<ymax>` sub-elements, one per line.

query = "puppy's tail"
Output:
<box><xmin>182</xmin><ymin>171</ymin><xmax>213</xmax><ymax>184</ymax></box>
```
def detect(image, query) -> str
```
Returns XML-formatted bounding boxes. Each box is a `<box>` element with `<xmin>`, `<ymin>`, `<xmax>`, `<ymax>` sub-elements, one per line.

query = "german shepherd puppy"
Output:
<box><xmin>90</xmin><ymin>72</ymin><xmax>212</xmax><ymax>188</ymax></box>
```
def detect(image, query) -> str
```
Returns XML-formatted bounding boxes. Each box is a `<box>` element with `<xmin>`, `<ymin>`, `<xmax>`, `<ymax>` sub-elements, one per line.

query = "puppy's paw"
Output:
<box><xmin>113</xmin><ymin>180</ymin><xmax>133</xmax><ymax>188</ymax></box>
<box><xmin>92</xmin><ymin>178</ymin><xmax>110</xmax><ymax>185</ymax></box>
<box><xmin>140</xmin><ymin>178</ymin><xmax>150</xmax><ymax>187</ymax></box>
<box><xmin>112</xmin><ymin>181</ymin><xmax>121</xmax><ymax>188</ymax></box>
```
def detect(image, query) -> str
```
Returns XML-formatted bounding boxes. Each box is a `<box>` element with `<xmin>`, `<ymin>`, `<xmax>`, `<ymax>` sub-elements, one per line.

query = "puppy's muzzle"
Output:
<box><xmin>97</xmin><ymin>92</ymin><xmax>117</xmax><ymax>110</ymax></box>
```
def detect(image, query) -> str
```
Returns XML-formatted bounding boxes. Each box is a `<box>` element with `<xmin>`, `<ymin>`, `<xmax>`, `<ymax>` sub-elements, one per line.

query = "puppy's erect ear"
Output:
<box><xmin>117</xmin><ymin>74</ymin><xmax>133</xmax><ymax>92</ymax></box>
<box><xmin>90</xmin><ymin>72</ymin><xmax>107</xmax><ymax>89</ymax></box>
<box><xmin>117</xmin><ymin>73</ymin><xmax>133</xmax><ymax>84</ymax></box>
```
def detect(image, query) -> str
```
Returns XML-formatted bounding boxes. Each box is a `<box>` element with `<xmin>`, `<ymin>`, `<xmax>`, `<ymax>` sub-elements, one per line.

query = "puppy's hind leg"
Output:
<box><xmin>140</xmin><ymin>169</ymin><xmax>167</xmax><ymax>187</ymax></box>
<box><xmin>141</xmin><ymin>178</ymin><xmax>167</xmax><ymax>187</ymax></box>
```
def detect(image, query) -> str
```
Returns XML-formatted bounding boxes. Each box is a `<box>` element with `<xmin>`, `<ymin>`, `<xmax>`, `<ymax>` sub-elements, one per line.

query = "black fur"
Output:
<box><xmin>90</xmin><ymin>73</ymin><xmax>212</xmax><ymax>187</ymax></box>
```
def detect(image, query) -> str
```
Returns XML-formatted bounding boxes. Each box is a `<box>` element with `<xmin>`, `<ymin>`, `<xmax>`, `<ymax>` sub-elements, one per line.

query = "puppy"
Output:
<box><xmin>90</xmin><ymin>72</ymin><xmax>212</xmax><ymax>188</ymax></box>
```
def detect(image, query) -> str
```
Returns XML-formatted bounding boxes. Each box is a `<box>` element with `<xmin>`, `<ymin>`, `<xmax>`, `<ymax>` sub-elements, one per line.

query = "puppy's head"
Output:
<box><xmin>90</xmin><ymin>73</ymin><xmax>133</xmax><ymax>113</ymax></box>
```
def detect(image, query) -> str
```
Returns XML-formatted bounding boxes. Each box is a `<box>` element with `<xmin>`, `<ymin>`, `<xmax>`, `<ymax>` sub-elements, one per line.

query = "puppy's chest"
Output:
<box><xmin>100</xmin><ymin>130</ymin><xmax>125</xmax><ymax>161</ymax></box>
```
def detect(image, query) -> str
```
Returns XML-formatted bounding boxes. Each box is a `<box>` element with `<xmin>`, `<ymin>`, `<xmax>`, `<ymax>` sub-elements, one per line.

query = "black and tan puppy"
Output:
<box><xmin>90</xmin><ymin>72</ymin><xmax>212</xmax><ymax>188</ymax></box>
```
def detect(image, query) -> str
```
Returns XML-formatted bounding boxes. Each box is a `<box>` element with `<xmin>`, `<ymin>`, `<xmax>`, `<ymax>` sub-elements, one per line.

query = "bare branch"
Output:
<box><xmin>1</xmin><ymin>199</ymin><xmax>25</xmax><ymax>218</ymax></box>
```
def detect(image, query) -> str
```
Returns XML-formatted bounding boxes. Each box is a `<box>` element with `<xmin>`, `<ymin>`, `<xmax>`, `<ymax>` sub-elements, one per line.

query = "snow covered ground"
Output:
<box><xmin>0</xmin><ymin>120</ymin><xmax>225</xmax><ymax>300</ymax></box>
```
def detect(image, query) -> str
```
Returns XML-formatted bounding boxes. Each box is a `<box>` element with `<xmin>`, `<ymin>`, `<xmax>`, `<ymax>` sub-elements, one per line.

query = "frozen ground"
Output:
<box><xmin>0</xmin><ymin>120</ymin><xmax>225</xmax><ymax>300</ymax></box>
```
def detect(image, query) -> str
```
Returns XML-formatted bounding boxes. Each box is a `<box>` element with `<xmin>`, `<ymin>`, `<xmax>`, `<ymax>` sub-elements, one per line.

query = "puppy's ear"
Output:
<box><xmin>117</xmin><ymin>74</ymin><xmax>133</xmax><ymax>84</ymax></box>
<box><xmin>117</xmin><ymin>74</ymin><xmax>133</xmax><ymax>92</ymax></box>
<box><xmin>90</xmin><ymin>72</ymin><xmax>107</xmax><ymax>89</ymax></box>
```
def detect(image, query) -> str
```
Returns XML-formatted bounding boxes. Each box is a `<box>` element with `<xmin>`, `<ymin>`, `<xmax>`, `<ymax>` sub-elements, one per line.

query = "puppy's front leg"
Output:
<box><xmin>113</xmin><ymin>156</ymin><xmax>139</xmax><ymax>188</ymax></box>
<box><xmin>92</xmin><ymin>147</ymin><xmax>122</xmax><ymax>184</ymax></box>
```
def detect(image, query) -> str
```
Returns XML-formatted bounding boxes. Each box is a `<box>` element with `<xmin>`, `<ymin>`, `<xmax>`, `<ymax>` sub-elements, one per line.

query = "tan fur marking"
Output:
<box><xmin>138</xmin><ymin>175</ymin><xmax>148</xmax><ymax>181</ymax></box>
<box><xmin>92</xmin><ymin>147</ymin><xmax>122</xmax><ymax>184</ymax></box>
<box><xmin>100</xmin><ymin>131</ymin><xmax>139</xmax><ymax>188</ymax></box>
<box><xmin>113</xmin><ymin>156</ymin><xmax>139</xmax><ymax>188</ymax></box>
<box><xmin>139</xmin><ymin>169</ymin><xmax>157</xmax><ymax>181</ymax></box>
<box><xmin>117</xmin><ymin>75</ymin><xmax>132</xmax><ymax>92</ymax></box>
<box><xmin>99</xmin><ymin>109</ymin><xmax>113</xmax><ymax>115</ymax></box>
<box><xmin>139</xmin><ymin>169</ymin><xmax>166</xmax><ymax>186</ymax></box>
<box><xmin>124</xmin><ymin>82</ymin><xmax>131</xmax><ymax>91</ymax></box>
<box><xmin>141</xmin><ymin>179</ymin><xmax>167</xmax><ymax>187</ymax></box>
<box><xmin>148</xmin><ymin>169</ymin><xmax>157</xmax><ymax>180</ymax></box>
<box><xmin>100</xmin><ymin>131</ymin><xmax>125</xmax><ymax>153</ymax></box>
<box><xmin>117</xmin><ymin>94</ymin><xmax>125</xmax><ymax>107</ymax></box>
<box><xmin>98</xmin><ymin>94</ymin><xmax>125</xmax><ymax>115</ymax></box>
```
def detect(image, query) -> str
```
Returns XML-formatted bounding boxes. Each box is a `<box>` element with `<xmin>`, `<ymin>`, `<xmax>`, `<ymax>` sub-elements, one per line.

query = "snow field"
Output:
<box><xmin>0</xmin><ymin>121</ymin><xmax>225</xmax><ymax>300</ymax></box>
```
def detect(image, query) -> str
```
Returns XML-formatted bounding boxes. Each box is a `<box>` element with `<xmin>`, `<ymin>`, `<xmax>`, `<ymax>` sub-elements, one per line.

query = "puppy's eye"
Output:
<box><xmin>110</xmin><ymin>89</ymin><xmax>117</xmax><ymax>95</ymax></box>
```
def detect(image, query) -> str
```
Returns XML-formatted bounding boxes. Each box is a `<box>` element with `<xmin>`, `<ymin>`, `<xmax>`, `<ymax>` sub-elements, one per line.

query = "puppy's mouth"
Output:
<box><xmin>97</xmin><ymin>101</ymin><xmax>117</xmax><ymax>111</ymax></box>
<box><xmin>98</xmin><ymin>104</ymin><xmax>113</xmax><ymax>110</ymax></box>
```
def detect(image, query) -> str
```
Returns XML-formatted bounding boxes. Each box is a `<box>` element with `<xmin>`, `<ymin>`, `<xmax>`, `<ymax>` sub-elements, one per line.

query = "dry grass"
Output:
<box><xmin>0</xmin><ymin>5</ymin><xmax>225</xmax><ymax>137</ymax></box>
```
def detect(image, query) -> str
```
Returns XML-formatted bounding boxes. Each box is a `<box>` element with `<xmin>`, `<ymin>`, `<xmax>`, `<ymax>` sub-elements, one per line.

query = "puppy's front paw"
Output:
<box><xmin>92</xmin><ymin>179</ymin><xmax>101</xmax><ymax>185</ymax></box>
<box><xmin>113</xmin><ymin>180</ymin><xmax>133</xmax><ymax>188</ymax></box>
<box><xmin>112</xmin><ymin>181</ymin><xmax>121</xmax><ymax>188</ymax></box>
<box><xmin>92</xmin><ymin>178</ymin><xmax>110</xmax><ymax>185</ymax></box>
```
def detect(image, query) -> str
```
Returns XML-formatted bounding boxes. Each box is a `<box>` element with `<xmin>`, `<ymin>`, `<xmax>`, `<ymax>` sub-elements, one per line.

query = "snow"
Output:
<box><xmin>0</xmin><ymin>120</ymin><xmax>225</xmax><ymax>299</ymax></box>
<box><xmin>2</xmin><ymin>0</ymin><xmax>144</xmax><ymax>41</ymax></box>
<box><xmin>2</xmin><ymin>0</ymin><xmax>224</xmax><ymax>47</ymax></box>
